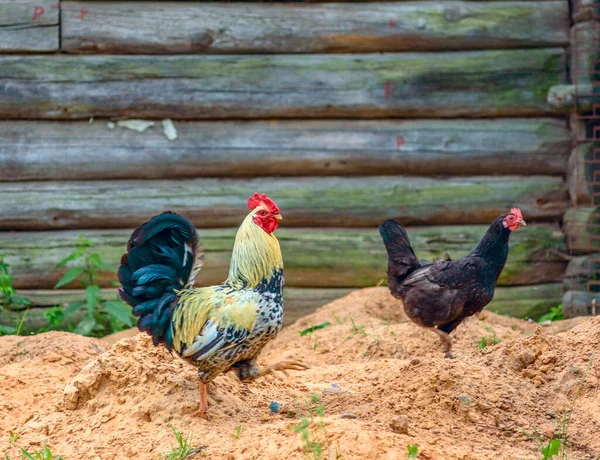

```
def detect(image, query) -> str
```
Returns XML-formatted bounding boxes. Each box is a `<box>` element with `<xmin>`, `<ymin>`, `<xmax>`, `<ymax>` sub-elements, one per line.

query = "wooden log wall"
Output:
<box><xmin>0</xmin><ymin>0</ymin><xmax>581</xmax><ymax>331</ymax></box>
<box><xmin>561</xmin><ymin>4</ymin><xmax>600</xmax><ymax>317</ymax></box>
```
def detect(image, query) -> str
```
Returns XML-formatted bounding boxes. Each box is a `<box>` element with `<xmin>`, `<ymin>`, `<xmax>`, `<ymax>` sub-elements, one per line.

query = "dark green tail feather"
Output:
<box><xmin>118</xmin><ymin>212</ymin><xmax>199</xmax><ymax>351</ymax></box>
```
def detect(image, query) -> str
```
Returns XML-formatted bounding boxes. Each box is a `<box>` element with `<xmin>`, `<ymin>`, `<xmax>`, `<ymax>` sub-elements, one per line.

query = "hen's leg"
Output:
<box><xmin>435</xmin><ymin>319</ymin><xmax>464</xmax><ymax>358</ymax></box>
<box><xmin>233</xmin><ymin>357</ymin><xmax>309</xmax><ymax>383</ymax></box>
<box><xmin>191</xmin><ymin>381</ymin><xmax>209</xmax><ymax>419</ymax></box>
<box><xmin>427</xmin><ymin>327</ymin><xmax>454</xmax><ymax>359</ymax></box>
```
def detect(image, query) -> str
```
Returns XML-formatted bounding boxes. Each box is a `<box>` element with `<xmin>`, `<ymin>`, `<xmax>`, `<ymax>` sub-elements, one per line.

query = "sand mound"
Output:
<box><xmin>1</xmin><ymin>288</ymin><xmax>598</xmax><ymax>459</ymax></box>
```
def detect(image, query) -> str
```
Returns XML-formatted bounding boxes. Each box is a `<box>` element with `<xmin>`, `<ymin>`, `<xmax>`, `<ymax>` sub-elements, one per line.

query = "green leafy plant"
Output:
<box><xmin>0</xmin><ymin>255</ymin><xmax>30</xmax><ymax>335</ymax></box>
<box><xmin>538</xmin><ymin>305</ymin><xmax>564</xmax><ymax>323</ymax></box>
<box><xmin>522</xmin><ymin>427</ymin><xmax>561</xmax><ymax>460</ymax></box>
<box><xmin>478</xmin><ymin>335</ymin><xmax>501</xmax><ymax>350</ymax></box>
<box><xmin>342</xmin><ymin>317</ymin><xmax>368</xmax><ymax>343</ymax></box>
<box><xmin>8</xmin><ymin>431</ymin><xmax>19</xmax><ymax>443</ymax></box>
<box><xmin>44</xmin><ymin>307</ymin><xmax>66</xmax><ymax>331</ymax></box>
<box><xmin>299</xmin><ymin>322</ymin><xmax>331</xmax><ymax>337</ymax></box>
<box><xmin>18</xmin><ymin>444</ymin><xmax>64</xmax><ymax>460</ymax></box>
<box><xmin>478</xmin><ymin>325</ymin><xmax>501</xmax><ymax>351</ymax></box>
<box><xmin>164</xmin><ymin>422</ymin><xmax>205</xmax><ymax>460</ymax></box>
<box><xmin>291</xmin><ymin>393</ymin><xmax>330</xmax><ymax>460</ymax></box>
<box><xmin>53</xmin><ymin>235</ymin><xmax>133</xmax><ymax>337</ymax></box>
<box><xmin>407</xmin><ymin>444</ymin><xmax>419</xmax><ymax>459</ymax></box>
<box><xmin>292</xmin><ymin>417</ymin><xmax>323</xmax><ymax>460</ymax></box>
<box><xmin>232</xmin><ymin>425</ymin><xmax>242</xmax><ymax>439</ymax></box>
<box><xmin>330</xmin><ymin>312</ymin><xmax>349</xmax><ymax>325</ymax></box>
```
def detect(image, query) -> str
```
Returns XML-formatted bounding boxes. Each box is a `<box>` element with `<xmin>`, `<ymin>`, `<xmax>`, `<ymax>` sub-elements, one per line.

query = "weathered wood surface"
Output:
<box><xmin>484</xmin><ymin>283</ymin><xmax>563</xmax><ymax>319</ymax></box>
<box><xmin>0</xmin><ymin>283</ymin><xmax>564</xmax><ymax>333</ymax></box>
<box><xmin>562</xmin><ymin>291</ymin><xmax>600</xmax><ymax>318</ymax></box>
<box><xmin>571</xmin><ymin>22</ymin><xmax>600</xmax><ymax>86</ymax></box>
<box><xmin>0</xmin><ymin>0</ymin><xmax>59</xmax><ymax>52</ymax></box>
<box><xmin>61</xmin><ymin>1</ymin><xmax>569</xmax><ymax>54</ymax></box>
<box><xmin>568</xmin><ymin>143</ymin><xmax>595</xmax><ymax>206</ymax></box>
<box><xmin>0</xmin><ymin>49</ymin><xmax>567</xmax><ymax>119</ymax></box>
<box><xmin>547</xmin><ymin>84</ymin><xmax>593</xmax><ymax>113</ymax></box>
<box><xmin>0</xmin><ymin>119</ymin><xmax>570</xmax><ymax>181</ymax></box>
<box><xmin>0</xmin><ymin>176</ymin><xmax>568</xmax><ymax>230</ymax></box>
<box><xmin>0</xmin><ymin>225</ymin><xmax>568</xmax><ymax>290</ymax></box>
<box><xmin>572</xmin><ymin>0</ymin><xmax>599</xmax><ymax>23</ymax></box>
<box><xmin>563</xmin><ymin>252</ymin><xmax>600</xmax><ymax>291</ymax></box>
<box><xmin>0</xmin><ymin>288</ymin><xmax>355</xmax><ymax>331</ymax></box>
<box><xmin>564</xmin><ymin>207</ymin><xmax>600</xmax><ymax>255</ymax></box>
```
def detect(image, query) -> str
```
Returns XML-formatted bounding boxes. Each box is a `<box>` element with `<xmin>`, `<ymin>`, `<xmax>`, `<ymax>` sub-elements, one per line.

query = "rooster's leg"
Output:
<box><xmin>427</xmin><ymin>327</ymin><xmax>454</xmax><ymax>359</ymax></box>
<box><xmin>191</xmin><ymin>381</ymin><xmax>209</xmax><ymax>419</ymax></box>
<box><xmin>234</xmin><ymin>358</ymin><xmax>309</xmax><ymax>383</ymax></box>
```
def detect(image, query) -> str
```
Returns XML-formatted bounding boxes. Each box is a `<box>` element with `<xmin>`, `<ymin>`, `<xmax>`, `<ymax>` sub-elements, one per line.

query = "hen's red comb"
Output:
<box><xmin>247</xmin><ymin>192</ymin><xmax>280</xmax><ymax>215</ymax></box>
<box><xmin>510</xmin><ymin>207</ymin><xmax>523</xmax><ymax>220</ymax></box>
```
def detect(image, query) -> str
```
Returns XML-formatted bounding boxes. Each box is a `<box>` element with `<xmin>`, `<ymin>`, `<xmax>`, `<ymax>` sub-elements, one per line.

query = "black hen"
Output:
<box><xmin>379</xmin><ymin>208</ymin><xmax>526</xmax><ymax>358</ymax></box>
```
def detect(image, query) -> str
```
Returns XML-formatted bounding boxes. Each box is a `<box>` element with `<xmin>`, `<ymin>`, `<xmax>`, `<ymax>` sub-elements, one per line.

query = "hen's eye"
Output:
<box><xmin>258</xmin><ymin>210</ymin><xmax>267</xmax><ymax>216</ymax></box>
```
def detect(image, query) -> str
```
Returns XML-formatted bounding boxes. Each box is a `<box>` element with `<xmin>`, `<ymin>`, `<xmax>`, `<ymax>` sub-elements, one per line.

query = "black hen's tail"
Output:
<box><xmin>118</xmin><ymin>212</ymin><xmax>202</xmax><ymax>351</ymax></box>
<box><xmin>379</xmin><ymin>220</ymin><xmax>420</xmax><ymax>293</ymax></box>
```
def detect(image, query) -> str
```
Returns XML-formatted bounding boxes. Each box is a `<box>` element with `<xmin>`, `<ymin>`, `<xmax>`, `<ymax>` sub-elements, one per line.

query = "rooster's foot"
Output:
<box><xmin>259</xmin><ymin>359</ymin><xmax>310</xmax><ymax>378</ymax></box>
<box><xmin>191</xmin><ymin>408</ymin><xmax>210</xmax><ymax>420</ymax></box>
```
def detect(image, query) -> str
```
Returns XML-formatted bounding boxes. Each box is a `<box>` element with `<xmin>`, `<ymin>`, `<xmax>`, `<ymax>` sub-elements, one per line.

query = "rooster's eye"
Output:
<box><xmin>258</xmin><ymin>210</ymin><xmax>267</xmax><ymax>216</ymax></box>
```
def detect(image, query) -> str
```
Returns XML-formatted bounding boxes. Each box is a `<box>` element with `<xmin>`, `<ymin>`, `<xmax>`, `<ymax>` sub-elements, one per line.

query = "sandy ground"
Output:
<box><xmin>1</xmin><ymin>287</ymin><xmax>598</xmax><ymax>460</ymax></box>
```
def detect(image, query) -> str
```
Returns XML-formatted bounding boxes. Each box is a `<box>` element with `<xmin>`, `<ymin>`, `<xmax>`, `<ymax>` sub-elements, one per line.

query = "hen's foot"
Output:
<box><xmin>444</xmin><ymin>351</ymin><xmax>455</xmax><ymax>359</ymax></box>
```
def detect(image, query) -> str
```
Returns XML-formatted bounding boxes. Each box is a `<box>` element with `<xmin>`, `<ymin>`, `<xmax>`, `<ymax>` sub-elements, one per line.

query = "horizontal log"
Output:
<box><xmin>61</xmin><ymin>1</ymin><xmax>569</xmax><ymax>54</ymax></box>
<box><xmin>0</xmin><ymin>288</ymin><xmax>355</xmax><ymax>332</ymax></box>
<box><xmin>0</xmin><ymin>283</ymin><xmax>563</xmax><ymax>333</ymax></box>
<box><xmin>0</xmin><ymin>0</ymin><xmax>59</xmax><ymax>52</ymax></box>
<box><xmin>563</xmin><ymin>252</ymin><xmax>600</xmax><ymax>291</ymax></box>
<box><xmin>571</xmin><ymin>22</ymin><xmax>600</xmax><ymax>86</ymax></box>
<box><xmin>564</xmin><ymin>207</ymin><xmax>600</xmax><ymax>255</ymax></box>
<box><xmin>484</xmin><ymin>283</ymin><xmax>563</xmax><ymax>319</ymax></box>
<box><xmin>0</xmin><ymin>225</ymin><xmax>568</xmax><ymax>290</ymax></box>
<box><xmin>0</xmin><ymin>176</ymin><xmax>568</xmax><ymax>230</ymax></box>
<box><xmin>0</xmin><ymin>119</ymin><xmax>571</xmax><ymax>181</ymax></box>
<box><xmin>567</xmin><ymin>143</ymin><xmax>595</xmax><ymax>206</ymax></box>
<box><xmin>0</xmin><ymin>49</ymin><xmax>567</xmax><ymax>119</ymax></box>
<box><xmin>562</xmin><ymin>291</ymin><xmax>600</xmax><ymax>318</ymax></box>
<box><xmin>0</xmin><ymin>305</ymin><xmax>86</xmax><ymax>335</ymax></box>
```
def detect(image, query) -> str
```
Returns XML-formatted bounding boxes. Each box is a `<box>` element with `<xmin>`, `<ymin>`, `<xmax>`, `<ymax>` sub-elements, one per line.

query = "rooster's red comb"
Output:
<box><xmin>510</xmin><ymin>207</ymin><xmax>523</xmax><ymax>220</ymax></box>
<box><xmin>247</xmin><ymin>192</ymin><xmax>280</xmax><ymax>215</ymax></box>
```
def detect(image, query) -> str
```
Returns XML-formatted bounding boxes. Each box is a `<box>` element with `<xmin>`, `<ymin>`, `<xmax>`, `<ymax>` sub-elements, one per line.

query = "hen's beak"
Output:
<box><xmin>274</xmin><ymin>214</ymin><xmax>283</xmax><ymax>221</ymax></box>
<box><xmin>519</xmin><ymin>219</ymin><xmax>527</xmax><ymax>227</ymax></box>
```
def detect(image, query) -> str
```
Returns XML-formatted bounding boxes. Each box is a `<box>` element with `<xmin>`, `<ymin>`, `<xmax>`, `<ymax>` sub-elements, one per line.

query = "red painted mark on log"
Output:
<box><xmin>80</xmin><ymin>7</ymin><xmax>89</xmax><ymax>20</ymax></box>
<box><xmin>32</xmin><ymin>6</ymin><xmax>44</xmax><ymax>21</ymax></box>
<box><xmin>396</xmin><ymin>136</ymin><xmax>406</xmax><ymax>150</ymax></box>
<box><xmin>389</xmin><ymin>18</ymin><xmax>397</xmax><ymax>31</ymax></box>
<box><xmin>384</xmin><ymin>81</ymin><xmax>396</xmax><ymax>102</ymax></box>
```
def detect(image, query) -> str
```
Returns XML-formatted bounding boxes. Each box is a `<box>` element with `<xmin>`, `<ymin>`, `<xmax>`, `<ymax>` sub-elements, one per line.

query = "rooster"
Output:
<box><xmin>380</xmin><ymin>208</ymin><xmax>526</xmax><ymax>358</ymax></box>
<box><xmin>118</xmin><ymin>193</ymin><xmax>308</xmax><ymax>419</ymax></box>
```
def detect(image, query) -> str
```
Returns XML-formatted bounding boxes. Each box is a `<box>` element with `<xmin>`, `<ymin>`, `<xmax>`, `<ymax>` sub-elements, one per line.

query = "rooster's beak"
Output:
<box><xmin>519</xmin><ymin>219</ymin><xmax>526</xmax><ymax>227</ymax></box>
<box><xmin>274</xmin><ymin>214</ymin><xmax>283</xmax><ymax>221</ymax></box>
